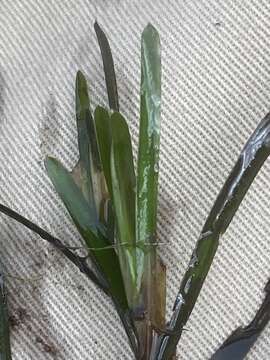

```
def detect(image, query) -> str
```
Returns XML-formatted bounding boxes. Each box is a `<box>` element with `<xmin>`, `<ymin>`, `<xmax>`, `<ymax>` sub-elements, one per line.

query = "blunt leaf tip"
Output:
<box><xmin>143</xmin><ymin>23</ymin><xmax>159</xmax><ymax>36</ymax></box>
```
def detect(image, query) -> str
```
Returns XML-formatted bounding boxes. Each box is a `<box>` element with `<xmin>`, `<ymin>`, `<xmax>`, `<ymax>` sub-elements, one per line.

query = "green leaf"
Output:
<box><xmin>45</xmin><ymin>156</ymin><xmax>128</xmax><ymax>309</ymax></box>
<box><xmin>110</xmin><ymin>112</ymin><xmax>138</xmax><ymax>307</ymax></box>
<box><xmin>133</xmin><ymin>24</ymin><xmax>162</xmax><ymax>335</ymax></box>
<box><xmin>137</xmin><ymin>23</ymin><xmax>161</xmax><ymax>248</ymax></box>
<box><xmin>74</xmin><ymin>71</ymin><xmax>107</xmax><ymax>220</ymax></box>
<box><xmin>0</xmin><ymin>202</ymin><xmax>139</xmax><ymax>357</ymax></box>
<box><xmin>72</xmin><ymin>71</ymin><xmax>97</xmax><ymax>214</ymax></box>
<box><xmin>94</xmin><ymin>22</ymin><xmax>119</xmax><ymax>111</ymax></box>
<box><xmin>76</xmin><ymin>70</ymin><xmax>101</xmax><ymax>171</ymax></box>
<box><xmin>155</xmin><ymin>112</ymin><xmax>270</xmax><ymax>359</ymax></box>
<box><xmin>94</xmin><ymin>106</ymin><xmax>113</xmax><ymax>197</ymax></box>
<box><xmin>106</xmin><ymin>199</ymin><xmax>115</xmax><ymax>245</ymax></box>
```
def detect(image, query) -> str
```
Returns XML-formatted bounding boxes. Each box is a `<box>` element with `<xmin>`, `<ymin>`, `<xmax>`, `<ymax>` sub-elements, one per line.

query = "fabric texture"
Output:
<box><xmin>0</xmin><ymin>0</ymin><xmax>270</xmax><ymax>359</ymax></box>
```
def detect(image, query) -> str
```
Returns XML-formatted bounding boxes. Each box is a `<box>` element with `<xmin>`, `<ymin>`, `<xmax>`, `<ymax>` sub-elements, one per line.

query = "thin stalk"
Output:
<box><xmin>0</xmin><ymin>272</ymin><xmax>12</xmax><ymax>360</ymax></box>
<box><xmin>0</xmin><ymin>203</ymin><xmax>139</xmax><ymax>357</ymax></box>
<box><xmin>153</xmin><ymin>112</ymin><xmax>270</xmax><ymax>359</ymax></box>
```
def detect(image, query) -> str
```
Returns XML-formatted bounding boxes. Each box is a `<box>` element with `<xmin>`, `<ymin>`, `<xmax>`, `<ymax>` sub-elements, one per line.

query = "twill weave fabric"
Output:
<box><xmin>0</xmin><ymin>1</ymin><xmax>270</xmax><ymax>359</ymax></box>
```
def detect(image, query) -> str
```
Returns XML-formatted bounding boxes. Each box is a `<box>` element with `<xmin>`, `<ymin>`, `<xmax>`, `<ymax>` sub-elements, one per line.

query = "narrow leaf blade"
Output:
<box><xmin>136</xmin><ymin>23</ymin><xmax>162</xmax><ymax>357</ymax></box>
<box><xmin>75</xmin><ymin>71</ymin><xmax>107</xmax><ymax>220</ymax></box>
<box><xmin>94</xmin><ymin>106</ymin><xmax>113</xmax><ymax>197</ymax></box>
<box><xmin>76</xmin><ymin>70</ymin><xmax>101</xmax><ymax>171</ymax></box>
<box><xmin>110</xmin><ymin>112</ymin><xmax>137</xmax><ymax>306</ymax></box>
<box><xmin>137</xmin><ymin>23</ymin><xmax>161</xmax><ymax>247</ymax></box>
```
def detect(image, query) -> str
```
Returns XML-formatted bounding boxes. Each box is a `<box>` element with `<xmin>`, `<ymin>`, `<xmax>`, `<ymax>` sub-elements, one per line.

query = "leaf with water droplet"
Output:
<box><xmin>110</xmin><ymin>112</ymin><xmax>138</xmax><ymax>307</ymax></box>
<box><xmin>136</xmin><ymin>22</ymin><xmax>161</xmax><ymax>300</ymax></box>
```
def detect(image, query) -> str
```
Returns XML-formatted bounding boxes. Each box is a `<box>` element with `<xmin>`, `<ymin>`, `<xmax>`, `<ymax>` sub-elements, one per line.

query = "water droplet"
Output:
<box><xmin>199</xmin><ymin>230</ymin><xmax>213</xmax><ymax>240</ymax></box>
<box><xmin>154</xmin><ymin>163</ymin><xmax>159</xmax><ymax>173</ymax></box>
<box><xmin>189</xmin><ymin>252</ymin><xmax>198</xmax><ymax>268</ymax></box>
<box><xmin>184</xmin><ymin>276</ymin><xmax>193</xmax><ymax>294</ymax></box>
<box><xmin>173</xmin><ymin>293</ymin><xmax>185</xmax><ymax>311</ymax></box>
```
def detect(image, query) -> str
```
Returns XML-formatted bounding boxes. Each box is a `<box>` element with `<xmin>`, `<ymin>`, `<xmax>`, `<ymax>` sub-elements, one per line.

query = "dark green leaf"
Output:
<box><xmin>137</xmin><ymin>24</ymin><xmax>161</xmax><ymax>247</ymax></box>
<box><xmin>94</xmin><ymin>106</ymin><xmax>113</xmax><ymax>197</ymax></box>
<box><xmin>154</xmin><ymin>111</ymin><xmax>270</xmax><ymax>359</ymax></box>
<box><xmin>76</xmin><ymin>70</ymin><xmax>101</xmax><ymax>171</ymax></box>
<box><xmin>74</xmin><ymin>71</ymin><xmax>107</xmax><ymax>221</ymax></box>
<box><xmin>110</xmin><ymin>112</ymin><xmax>137</xmax><ymax>307</ymax></box>
<box><xmin>73</xmin><ymin>71</ymin><xmax>97</xmax><ymax>209</ymax></box>
<box><xmin>106</xmin><ymin>199</ymin><xmax>115</xmax><ymax>245</ymax></box>
<box><xmin>94</xmin><ymin>22</ymin><xmax>119</xmax><ymax>111</ymax></box>
<box><xmin>136</xmin><ymin>22</ymin><xmax>161</xmax><ymax>302</ymax></box>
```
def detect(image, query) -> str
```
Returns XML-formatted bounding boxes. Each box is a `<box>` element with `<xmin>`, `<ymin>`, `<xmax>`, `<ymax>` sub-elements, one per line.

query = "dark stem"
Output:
<box><xmin>153</xmin><ymin>112</ymin><xmax>270</xmax><ymax>359</ymax></box>
<box><xmin>0</xmin><ymin>203</ymin><xmax>108</xmax><ymax>292</ymax></box>
<box><xmin>0</xmin><ymin>203</ymin><xmax>139</xmax><ymax>357</ymax></box>
<box><xmin>0</xmin><ymin>272</ymin><xmax>12</xmax><ymax>360</ymax></box>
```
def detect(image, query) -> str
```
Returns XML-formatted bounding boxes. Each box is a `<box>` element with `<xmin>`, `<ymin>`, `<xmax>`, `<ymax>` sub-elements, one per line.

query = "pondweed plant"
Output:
<box><xmin>0</xmin><ymin>22</ymin><xmax>270</xmax><ymax>360</ymax></box>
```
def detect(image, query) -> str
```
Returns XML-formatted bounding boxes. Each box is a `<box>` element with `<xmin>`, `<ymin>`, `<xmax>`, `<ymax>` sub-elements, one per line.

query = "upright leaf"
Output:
<box><xmin>136</xmin><ymin>23</ymin><xmax>162</xmax><ymax>358</ymax></box>
<box><xmin>76</xmin><ymin>71</ymin><xmax>101</xmax><ymax>171</ymax></box>
<box><xmin>137</xmin><ymin>24</ymin><xmax>161</xmax><ymax>247</ymax></box>
<box><xmin>94</xmin><ymin>106</ymin><xmax>113</xmax><ymax>197</ymax></box>
<box><xmin>110</xmin><ymin>112</ymin><xmax>137</xmax><ymax>307</ymax></box>
<box><xmin>74</xmin><ymin>71</ymin><xmax>106</xmax><ymax>219</ymax></box>
<box><xmin>94</xmin><ymin>22</ymin><xmax>119</xmax><ymax>111</ymax></box>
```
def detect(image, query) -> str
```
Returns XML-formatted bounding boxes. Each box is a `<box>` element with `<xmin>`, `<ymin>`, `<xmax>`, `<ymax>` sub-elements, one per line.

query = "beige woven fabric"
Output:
<box><xmin>0</xmin><ymin>0</ymin><xmax>270</xmax><ymax>359</ymax></box>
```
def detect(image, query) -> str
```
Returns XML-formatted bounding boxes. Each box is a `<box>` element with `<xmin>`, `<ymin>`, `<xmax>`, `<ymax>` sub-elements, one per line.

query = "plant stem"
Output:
<box><xmin>153</xmin><ymin>111</ymin><xmax>270</xmax><ymax>359</ymax></box>
<box><xmin>0</xmin><ymin>203</ymin><xmax>139</xmax><ymax>357</ymax></box>
<box><xmin>0</xmin><ymin>272</ymin><xmax>12</xmax><ymax>360</ymax></box>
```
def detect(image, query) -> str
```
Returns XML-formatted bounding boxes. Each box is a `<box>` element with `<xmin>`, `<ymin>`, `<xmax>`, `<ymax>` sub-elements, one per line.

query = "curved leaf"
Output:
<box><xmin>45</xmin><ymin>156</ymin><xmax>127</xmax><ymax>309</ymax></box>
<box><xmin>154</xmin><ymin>112</ymin><xmax>270</xmax><ymax>359</ymax></box>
